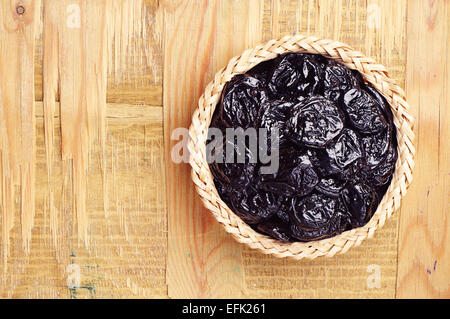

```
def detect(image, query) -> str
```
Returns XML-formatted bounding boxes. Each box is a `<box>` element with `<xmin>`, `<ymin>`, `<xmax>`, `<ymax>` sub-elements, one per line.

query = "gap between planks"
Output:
<box><xmin>35</xmin><ymin>102</ymin><xmax>163</xmax><ymax>124</ymax></box>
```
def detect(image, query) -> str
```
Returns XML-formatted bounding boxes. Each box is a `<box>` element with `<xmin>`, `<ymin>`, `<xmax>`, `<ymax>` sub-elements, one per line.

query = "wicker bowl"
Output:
<box><xmin>188</xmin><ymin>35</ymin><xmax>415</xmax><ymax>260</ymax></box>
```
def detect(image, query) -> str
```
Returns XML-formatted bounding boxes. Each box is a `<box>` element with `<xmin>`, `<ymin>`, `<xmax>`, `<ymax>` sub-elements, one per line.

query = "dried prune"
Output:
<box><xmin>208</xmin><ymin>52</ymin><xmax>398</xmax><ymax>243</ymax></box>
<box><xmin>315</xmin><ymin>176</ymin><xmax>347</xmax><ymax>198</ymax></box>
<box><xmin>291</xmin><ymin>194</ymin><xmax>337</xmax><ymax>229</ymax></box>
<box><xmin>290</xmin><ymin>214</ymin><xmax>345</xmax><ymax>241</ymax></box>
<box><xmin>341</xmin><ymin>182</ymin><xmax>378</xmax><ymax>227</ymax></box>
<box><xmin>258</xmin><ymin>149</ymin><xmax>318</xmax><ymax>197</ymax></box>
<box><xmin>268</xmin><ymin>54</ymin><xmax>300</xmax><ymax>96</ymax></box>
<box><xmin>267</xmin><ymin>53</ymin><xmax>324</xmax><ymax>101</ymax></box>
<box><xmin>362</xmin><ymin>143</ymin><xmax>398</xmax><ymax>186</ymax></box>
<box><xmin>256</xmin><ymin>219</ymin><xmax>292</xmax><ymax>242</ymax></box>
<box><xmin>276</xmin><ymin>209</ymin><xmax>291</xmax><ymax>224</ymax></box>
<box><xmin>343</xmin><ymin>88</ymin><xmax>388</xmax><ymax>134</ymax></box>
<box><xmin>361</xmin><ymin>129</ymin><xmax>391</xmax><ymax>167</ymax></box>
<box><xmin>209</xmin><ymin>137</ymin><xmax>257</xmax><ymax>189</ymax></box>
<box><xmin>289</xmin><ymin>194</ymin><xmax>346</xmax><ymax>241</ymax></box>
<box><xmin>230</xmin><ymin>187</ymin><xmax>279</xmax><ymax>224</ymax></box>
<box><xmin>365</xmin><ymin>85</ymin><xmax>392</xmax><ymax>118</ymax></box>
<box><xmin>219</xmin><ymin>74</ymin><xmax>268</xmax><ymax>128</ymax></box>
<box><xmin>307</xmin><ymin>148</ymin><xmax>342</xmax><ymax>176</ymax></box>
<box><xmin>326</xmin><ymin>128</ymin><xmax>362</xmax><ymax>168</ymax></box>
<box><xmin>308</xmin><ymin>148</ymin><xmax>361</xmax><ymax>180</ymax></box>
<box><xmin>323</xmin><ymin>59</ymin><xmax>363</xmax><ymax>102</ymax></box>
<box><xmin>286</xmin><ymin>96</ymin><xmax>345</xmax><ymax>148</ymax></box>
<box><xmin>257</xmin><ymin>100</ymin><xmax>293</xmax><ymax>145</ymax></box>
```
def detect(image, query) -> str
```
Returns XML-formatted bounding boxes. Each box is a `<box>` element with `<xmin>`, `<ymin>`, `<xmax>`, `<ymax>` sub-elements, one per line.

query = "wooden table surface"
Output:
<box><xmin>0</xmin><ymin>0</ymin><xmax>448</xmax><ymax>299</ymax></box>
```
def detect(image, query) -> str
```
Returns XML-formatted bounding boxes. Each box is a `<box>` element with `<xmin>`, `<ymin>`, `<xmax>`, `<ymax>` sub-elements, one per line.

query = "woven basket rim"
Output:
<box><xmin>188</xmin><ymin>35</ymin><xmax>415</xmax><ymax>260</ymax></box>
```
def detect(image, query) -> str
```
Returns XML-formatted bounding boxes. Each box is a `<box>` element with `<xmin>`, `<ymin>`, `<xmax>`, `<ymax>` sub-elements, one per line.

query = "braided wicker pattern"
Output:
<box><xmin>188</xmin><ymin>35</ymin><xmax>415</xmax><ymax>260</ymax></box>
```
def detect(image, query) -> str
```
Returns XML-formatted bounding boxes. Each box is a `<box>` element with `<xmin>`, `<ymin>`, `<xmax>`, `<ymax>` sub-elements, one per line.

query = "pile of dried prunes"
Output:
<box><xmin>208</xmin><ymin>53</ymin><xmax>397</xmax><ymax>242</ymax></box>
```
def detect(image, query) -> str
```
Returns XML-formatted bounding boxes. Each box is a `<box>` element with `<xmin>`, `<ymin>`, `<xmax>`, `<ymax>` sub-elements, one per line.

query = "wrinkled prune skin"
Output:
<box><xmin>365</xmin><ymin>85</ymin><xmax>391</xmax><ymax>117</ymax></box>
<box><xmin>290</xmin><ymin>214</ymin><xmax>345</xmax><ymax>241</ymax></box>
<box><xmin>341</xmin><ymin>182</ymin><xmax>378</xmax><ymax>227</ymax></box>
<box><xmin>209</xmin><ymin>137</ymin><xmax>257</xmax><ymax>190</ymax></box>
<box><xmin>315</xmin><ymin>176</ymin><xmax>347</xmax><ymax>198</ymax></box>
<box><xmin>291</xmin><ymin>194</ymin><xmax>337</xmax><ymax>229</ymax></box>
<box><xmin>343</xmin><ymin>88</ymin><xmax>388</xmax><ymax>134</ymax></box>
<box><xmin>257</xmin><ymin>219</ymin><xmax>292</xmax><ymax>242</ymax></box>
<box><xmin>323</xmin><ymin>59</ymin><xmax>363</xmax><ymax>102</ymax></box>
<box><xmin>326</xmin><ymin>128</ymin><xmax>362</xmax><ymax>168</ymax></box>
<box><xmin>289</xmin><ymin>194</ymin><xmax>347</xmax><ymax>241</ymax></box>
<box><xmin>218</xmin><ymin>74</ymin><xmax>268</xmax><ymax>128</ymax></box>
<box><xmin>361</xmin><ymin>143</ymin><xmax>398</xmax><ymax>187</ymax></box>
<box><xmin>308</xmin><ymin>148</ymin><xmax>361</xmax><ymax>180</ymax></box>
<box><xmin>361</xmin><ymin>128</ymin><xmax>391</xmax><ymax>167</ymax></box>
<box><xmin>257</xmin><ymin>100</ymin><xmax>293</xmax><ymax>145</ymax></box>
<box><xmin>258</xmin><ymin>149</ymin><xmax>318</xmax><ymax>197</ymax></box>
<box><xmin>286</xmin><ymin>96</ymin><xmax>345</xmax><ymax>148</ymax></box>
<box><xmin>267</xmin><ymin>53</ymin><xmax>325</xmax><ymax>101</ymax></box>
<box><xmin>230</xmin><ymin>187</ymin><xmax>279</xmax><ymax>224</ymax></box>
<box><xmin>208</xmin><ymin>53</ymin><xmax>398</xmax><ymax>242</ymax></box>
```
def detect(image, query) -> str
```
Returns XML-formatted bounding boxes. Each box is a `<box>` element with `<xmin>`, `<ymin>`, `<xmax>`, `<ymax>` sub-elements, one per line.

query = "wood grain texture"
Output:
<box><xmin>1</xmin><ymin>0</ymin><xmax>166</xmax><ymax>298</ymax></box>
<box><xmin>163</xmin><ymin>0</ymin><xmax>266</xmax><ymax>298</ymax></box>
<box><xmin>35</xmin><ymin>0</ymin><xmax>163</xmax><ymax>105</ymax></box>
<box><xmin>43</xmin><ymin>0</ymin><xmax>107</xmax><ymax>248</ymax></box>
<box><xmin>0</xmin><ymin>102</ymin><xmax>166</xmax><ymax>298</ymax></box>
<box><xmin>396</xmin><ymin>0</ymin><xmax>449</xmax><ymax>299</ymax></box>
<box><xmin>105</xmin><ymin>0</ymin><xmax>163</xmax><ymax>105</ymax></box>
<box><xmin>0</xmin><ymin>0</ymin><xmax>40</xmax><ymax>269</ymax></box>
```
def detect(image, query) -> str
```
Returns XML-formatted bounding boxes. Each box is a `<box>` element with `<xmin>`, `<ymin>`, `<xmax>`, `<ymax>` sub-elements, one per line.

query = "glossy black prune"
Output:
<box><xmin>361</xmin><ymin>129</ymin><xmax>391</xmax><ymax>167</ymax></box>
<box><xmin>291</xmin><ymin>194</ymin><xmax>337</xmax><ymax>229</ymax></box>
<box><xmin>361</xmin><ymin>143</ymin><xmax>398</xmax><ymax>186</ymax></box>
<box><xmin>326</xmin><ymin>128</ymin><xmax>362</xmax><ymax>168</ymax></box>
<box><xmin>289</xmin><ymin>194</ymin><xmax>347</xmax><ymax>241</ymax></box>
<box><xmin>286</xmin><ymin>96</ymin><xmax>345</xmax><ymax>148</ymax></box>
<box><xmin>256</xmin><ymin>219</ymin><xmax>292</xmax><ymax>242</ymax></box>
<box><xmin>209</xmin><ymin>137</ymin><xmax>257</xmax><ymax>190</ymax></box>
<box><xmin>230</xmin><ymin>187</ymin><xmax>279</xmax><ymax>224</ymax></box>
<box><xmin>267</xmin><ymin>53</ymin><xmax>324</xmax><ymax>101</ymax></box>
<box><xmin>208</xmin><ymin>52</ymin><xmax>398</xmax><ymax>242</ymax></box>
<box><xmin>315</xmin><ymin>176</ymin><xmax>347</xmax><ymax>198</ymax></box>
<box><xmin>308</xmin><ymin>148</ymin><xmax>361</xmax><ymax>180</ymax></box>
<box><xmin>258</xmin><ymin>150</ymin><xmax>318</xmax><ymax>197</ymax></box>
<box><xmin>257</xmin><ymin>100</ymin><xmax>293</xmax><ymax>145</ymax></box>
<box><xmin>290</xmin><ymin>214</ymin><xmax>345</xmax><ymax>241</ymax></box>
<box><xmin>341</xmin><ymin>182</ymin><xmax>378</xmax><ymax>227</ymax></box>
<box><xmin>323</xmin><ymin>59</ymin><xmax>363</xmax><ymax>102</ymax></box>
<box><xmin>218</xmin><ymin>74</ymin><xmax>268</xmax><ymax>128</ymax></box>
<box><xmin>365</xmin><ymin>85</ymin><xmax>391</xmax><ymax>117</ymax></box>
<box><xmin>343</xmin><ymin>88</ymin><xmax>388</xmax><ymax>134</ymax></box>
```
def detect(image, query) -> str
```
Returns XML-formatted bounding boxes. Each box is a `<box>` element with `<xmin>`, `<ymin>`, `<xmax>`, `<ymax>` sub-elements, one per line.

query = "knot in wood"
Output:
<box><xmin>16</xmin><ymin>5</ymin><xmax>25</xmax><ymax>15</ymax></box>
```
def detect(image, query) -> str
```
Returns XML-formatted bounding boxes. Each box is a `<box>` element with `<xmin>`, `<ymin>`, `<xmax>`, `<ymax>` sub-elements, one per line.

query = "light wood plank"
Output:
<box><xmin>396</xmin><ymin>0</ymin><xmax>449</xmax><ymax>299</ymax></box>
<box><xmin>0</xmin><ymin>105</ymin><xmax>166</xmax><ymax>298</ymax></box>
<box><xmin>0</xmin><ymin>0</ymin><xmax>40</xmax><ymax>271</ymax></box>
<box><xmin>35</xmin><ymin>0</ymin><xmax>163</xmax><ymax>106</ymax></box>
<box><xmin>163</xmin><ymin>0</ymin><xmax>268</xmax><ymax>298</ymax></box>
<box><xmin>105</xmin><ymin>0</ymin><xmax>163</xmax><ymax>105</ymax></box>
<box><xmin>1</xmin><ymin>0</ymin><xmax>167</xmax><ymax>298</ymax></box>
<box><xmin>42</xmin><ymin>0</ymin><xmax>108</xmax><ymax>250</ymax></box>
